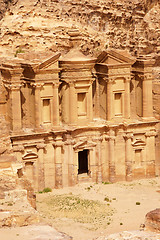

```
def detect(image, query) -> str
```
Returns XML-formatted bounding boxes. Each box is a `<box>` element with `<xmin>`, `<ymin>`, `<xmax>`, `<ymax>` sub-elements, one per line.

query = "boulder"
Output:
<box><xmin>145</xmin><ymin>208</ymin><xmax>160</xmax><ymax>232</ymax></box>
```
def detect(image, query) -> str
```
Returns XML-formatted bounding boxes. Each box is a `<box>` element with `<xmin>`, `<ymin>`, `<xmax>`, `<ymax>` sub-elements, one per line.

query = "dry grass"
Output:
<box><xmin>37</xmin><ymin>194</ymin><xmax>115</xmax><ymax>230</ymax></box>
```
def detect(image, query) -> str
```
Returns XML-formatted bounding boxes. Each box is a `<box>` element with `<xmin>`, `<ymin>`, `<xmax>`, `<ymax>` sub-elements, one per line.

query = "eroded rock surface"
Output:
<box><xmin>96</xmin><ymin>230</ymin><xmax>160</xmax><ymax>240</ymax></box>
<box><xmin>145</xmin><ymin>208</ymin><xmax>160</xmax><ymax>232</ymax></box>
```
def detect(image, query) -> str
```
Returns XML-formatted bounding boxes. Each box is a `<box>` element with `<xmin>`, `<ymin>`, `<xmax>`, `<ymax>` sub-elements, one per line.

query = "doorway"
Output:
<box><xmin>78</xmin><ymin>149</ymin><xmax>89</xmax><ymax>174</ymax></box>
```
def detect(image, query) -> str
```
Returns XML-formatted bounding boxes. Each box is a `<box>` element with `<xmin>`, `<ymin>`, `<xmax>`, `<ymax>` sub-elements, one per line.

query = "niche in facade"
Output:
<box><xmin>42</xmin><ymin>98</ymin><xmax>51</xmax><ymax>123</ymax></box>
<box><xmin>77</xmin><ymin>92</ymin><xmax>87</xmax><ymax>117</ymax></box>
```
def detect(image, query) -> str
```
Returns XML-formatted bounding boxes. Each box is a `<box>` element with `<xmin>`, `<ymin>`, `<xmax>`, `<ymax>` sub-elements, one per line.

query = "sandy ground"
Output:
<box><xmin>0</xmin><ymin>177</ymin><xmax>160</xmax><ymax>240</ymax></box>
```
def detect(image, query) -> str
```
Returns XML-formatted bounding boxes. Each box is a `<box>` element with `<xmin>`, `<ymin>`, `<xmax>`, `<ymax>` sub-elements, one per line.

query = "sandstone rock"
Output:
<box><xmin>145</xmin><ymin>208</ymin><xmax>160</xmax><ymax>232</ymax></box>
<box><xmin>96</xmin><ymin>230</ymin><xmax>160</xmax><ymax>240</ymax></box>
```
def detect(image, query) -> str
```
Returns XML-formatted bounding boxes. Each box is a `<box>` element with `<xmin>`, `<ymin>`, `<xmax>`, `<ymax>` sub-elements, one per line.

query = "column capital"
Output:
<box><xmin>36</xmin><ymin>143</ymin><xmax>46</xmax><ymax>150</ymax></box>
<box><xmin>13</xmin><ymin>144</ymin><xmax>24</xmax><ymax>152</ymax></box>
<box><xmin>52</xmin><ymin>82</ymin><xmax>59</xmax><ymax>88</ymax></box>
<box><xmin>144</xmin><ymin>73</ymin><xmax>152</xmax><ymax>81</ymax></box>
<box><xmin>107</xmin><ymin>78</ymin><xmax>115</xmax><ymax>84</ymax></box>
<box><xmin>145</xmin><ymin>131</ymin><xmax>157</xmax><ymax>137</ymax></box>
<box><xmin>4</xmin><ymin>83</ymin><xmax>22</xmax><ymax>91</ymax></box>
<box><xmin>68</xmin><ymin>81</ymin><xmax>76</xmax><ymax>87</ymax></box>
<box><xmin>123</xmin><ymin>132</ymin><xmax>133</xmax><ymax>140</ymax></box>
<box><xmin>31</xmin><ymin>83</ymin><xmax>44</xmax><ymax>89</ymax></box>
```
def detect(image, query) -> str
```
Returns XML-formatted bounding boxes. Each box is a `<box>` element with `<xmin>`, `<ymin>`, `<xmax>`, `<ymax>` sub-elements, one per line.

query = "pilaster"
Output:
<box><xmin>54</xmin><ymin>135</ymin><xmax>63</xmax><ymax>188</ymax></box>
<box><xmin>108</xmin><ymin>129</ymin><xmax>116</xmax><ymax>182</ymax></box>
<box><xmin>107</xmin><ymin>79</ymin><xmax>113</xmax><ymax>120</ymax></box>
<box><xmin>124</xmin><ymin>78</ymin><xmax>131</xmax><ymax>119</ymax></box>
<box><xmin>123</xmin><ymin>132</ymin><xmax>133</xmax><ymax>181</ymax></box>
<box><xmin>145</xmin><ymin>131</ymin><xmax>157</xmax><ymax>177</ymax></box>
<box><xmin>69</xmin><ymin>82</ymin><xmax>77</xmax><ymax>125</ymax></box>
<box><xmin>52</xmin><ymin>83</ymin><xmax>60</xmax><ymax>126</ymax></box>
<box><xmin>36</xmin><ymin>143</ymin><xmax>46</xmax><ymax>191</ymax></box>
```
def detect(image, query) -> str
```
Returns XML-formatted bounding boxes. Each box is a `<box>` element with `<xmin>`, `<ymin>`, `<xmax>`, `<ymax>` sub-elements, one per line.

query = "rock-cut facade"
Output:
<box><xmin>0</xmin><ymin>35</ymin><xmax>158</xmax><ymax>191</ymax></box>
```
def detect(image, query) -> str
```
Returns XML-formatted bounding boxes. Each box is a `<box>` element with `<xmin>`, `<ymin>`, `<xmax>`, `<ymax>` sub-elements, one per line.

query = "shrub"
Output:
<box><xmin>43</xmin><ymin>187</ymin><xmax>52</xmax><ymax>193</ymax></box>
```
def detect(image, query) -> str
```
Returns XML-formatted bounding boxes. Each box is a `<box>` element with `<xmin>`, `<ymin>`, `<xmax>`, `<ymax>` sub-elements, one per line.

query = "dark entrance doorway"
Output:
<box><xmin>78</xmin><ymin>149</ymin><xmax>89</xmax><ymax>174</ymax></box>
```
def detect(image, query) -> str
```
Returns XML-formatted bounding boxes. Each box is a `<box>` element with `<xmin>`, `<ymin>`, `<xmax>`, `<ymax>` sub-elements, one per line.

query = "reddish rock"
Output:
<box><xmin>145</xmin><ymin>208</ymin><xmax>160</xmax><ymax>232</ymax></box>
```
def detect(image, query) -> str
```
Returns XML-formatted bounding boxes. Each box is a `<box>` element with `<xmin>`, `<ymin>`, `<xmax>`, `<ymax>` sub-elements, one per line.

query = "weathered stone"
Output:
<box><xmin>145</xmin><ymin>208</ymin><xmax>160</xmax><ymax>232</ymax></box>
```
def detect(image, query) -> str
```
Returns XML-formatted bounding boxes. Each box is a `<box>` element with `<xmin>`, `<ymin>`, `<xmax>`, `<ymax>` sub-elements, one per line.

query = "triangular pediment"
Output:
<box><xmin>97</xmin><ymin>49</ymin><xmax>135</xmax><ymax>65</ymax></box>
<box><xmin>34</xmin><ymin>53</ymin><xmax>61</xmax><ymax>71</ymax></box>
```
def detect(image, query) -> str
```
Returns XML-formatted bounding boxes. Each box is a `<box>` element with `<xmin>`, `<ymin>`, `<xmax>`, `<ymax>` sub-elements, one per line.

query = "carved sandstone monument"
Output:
<box><xmin>0</xmin><ymin>29</ymin><xmax>158</xmax><ymax>191</ymax></box>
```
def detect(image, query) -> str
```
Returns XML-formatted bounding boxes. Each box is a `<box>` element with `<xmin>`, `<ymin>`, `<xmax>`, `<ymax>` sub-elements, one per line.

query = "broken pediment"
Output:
<box><xmin>73</xmin><ymin>140</ymin><xmax>97</xmax><ymax>151</ymax></box>
<box><xmin>96</xmin><ymin>49</ymin><xmax>135</xmax><ymax>65</ymax></box>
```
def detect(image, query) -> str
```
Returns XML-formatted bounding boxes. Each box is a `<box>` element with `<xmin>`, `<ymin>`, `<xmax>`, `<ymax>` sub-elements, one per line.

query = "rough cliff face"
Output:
<box><xmin>0</xmin><ymin>0</ymin><xmax>159</xmax><ymax>60</ymax></box>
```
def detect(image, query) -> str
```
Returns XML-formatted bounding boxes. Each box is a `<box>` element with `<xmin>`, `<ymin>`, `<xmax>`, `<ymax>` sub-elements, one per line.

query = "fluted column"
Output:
<box><xmin>124</xmin><ymin>132</ymin><xmax>133</xmax><ymax>181</ymax></box>
<box><xmin>108</xmin><ymin>129</ymin><xmax>116</xmax><ymax>182</ymax></box>
<box><xmin>52</xmin><ymin>83</ymin><xmax>59</xmax><ymax>126</ymax></box>
<box><xmin>36</xmin><ymin>143</ymin><xmax>46</xmax><ymax>191</ymax></box>
<box><xmin>124</xmin><ymin>78</ymin><xmax>131</xmax><ymax>119</ymax></box>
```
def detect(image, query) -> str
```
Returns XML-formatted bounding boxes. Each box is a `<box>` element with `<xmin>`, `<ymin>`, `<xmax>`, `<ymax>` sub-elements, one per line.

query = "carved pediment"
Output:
<box><xmin>73</xmin><ymin>140</ymin><xmax>97</xmax><ymax>151</ymax></box>
<box><xmin>22</xmin><ymin>152</ymin><xmax>38</xmax><ymax>161</ymax></box>
<box><xmin>97</xmin><ymin>49</ymin><xmax>135</xmax><ymax>65</ymax></box>
<box><xmin>132</xmin><ymin>139</ymin><xmax>146</xmax><ymax>147</ymax></box>
<box><xmin>34</xmin><ymin>53</ymin><xmax>61</xmax><ymax>72</ymax></box>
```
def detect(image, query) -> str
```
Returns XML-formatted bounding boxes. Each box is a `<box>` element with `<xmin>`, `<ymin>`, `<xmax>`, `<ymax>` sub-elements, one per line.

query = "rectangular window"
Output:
<box><xmin>114</xmin><ymin>93</ymin><xmax>122</xmax><ymax>116</ymax></box>
<box><xmin>77</xmin><ymin>93</ymin><xmax>86</xmax><ymax>116</ymax></box>
<box><xmin>42</xmin><ymin>99</ymin><xmax>51</xmax><ymax>123</ymax></box>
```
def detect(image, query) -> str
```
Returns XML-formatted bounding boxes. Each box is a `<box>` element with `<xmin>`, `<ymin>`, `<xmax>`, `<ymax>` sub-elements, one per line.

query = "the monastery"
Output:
<box><xmin>0</xmin><ymin>30</ymin><xmax>158</xmax><ymax>191</ymax></box>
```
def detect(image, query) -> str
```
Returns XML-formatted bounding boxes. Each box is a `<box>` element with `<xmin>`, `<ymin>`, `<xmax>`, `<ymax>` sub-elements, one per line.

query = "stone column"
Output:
<box><xmin>94</xmin><ymin>136</ymin><xmax>103</xmax><ymax>183</ymax></box>
<box><xmin>52</xmin><ymin>83</ymin><xmax>59</xmax><ymax>126</ymax></box>
<box><xmin>143</xmin><ymin>76</ymin><xmax>153</xmax><ymax>117</ymax></box>
<box><xmin>36</xmin><ymin>143</ymin><xmax>46</xmax><ymax>191</ymax></box>
<box><xmin>124</xmin><ymin>133</ymin><xmax>133</xmax><ymax>181</ymax></box>
<box><xmin>88</xmin><ymin>83</ymin><xmax>93</xmax><ymax>122</ymax></box>
<box><xmin>124</xmin><ymin>78</ymin><xmax>131</xmax><ymax>119</ymax></box>
<box><xmin>68</xmin><ymin>139</ymin><xmax>76</xmax><ymax>186</ymax></box>
<box><xmin>107</xmin><ymin>79</ymin><xmax>113</xmax><ymax>120</ymax></box>
<box><xmin>94</xmin><ymin>78</ymin><xmax>100</xmax><ymax>118</ymax></box>
<box><xmin>69</xmin><ymin>82</ymin><xmax>77</xmax><ymax>125</ymax></box>
<box><xmin>34</xmin><ymin>83</ymin><xmax>42</xmax><ymax>129</ymax></box>
<box><xmin>10</xmin><ymin>84</ymin><xmax>22</xmax><ymax>131</ymax></box>
<box><xmin>54</xmin><ymin>135</ymin><xmax>63</xmax><ymax>188</ymax></box>
<box><xmin>145</xmin><ymin>131</ymin><xmax>156</xmax><ymax>177</ymax></box>
<box><xmin>108</xmin><ymin>129</ymin><xmax>116</xmax><ymax>182</ymax></box>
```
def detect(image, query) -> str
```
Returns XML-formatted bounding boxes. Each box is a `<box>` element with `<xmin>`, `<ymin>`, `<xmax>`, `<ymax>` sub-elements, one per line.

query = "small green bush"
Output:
<box><xmin>102</xmin><ymin>181</ymin><xmax>112</xmax><ymax>185</ymax></box>
<box><xmin>43</xmin><ymin>187</ymin><xmax>52</xmax><ymax>193</ymax></box>
<box><xmin>136</xmin><ymin>202</ymin><xmax>141</xmax><ymax>205</ymax></box>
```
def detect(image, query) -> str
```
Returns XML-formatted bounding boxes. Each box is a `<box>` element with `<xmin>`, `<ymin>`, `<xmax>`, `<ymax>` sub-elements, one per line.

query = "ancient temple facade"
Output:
<box><xmin>0</xmin><ymin>42</ymin><xmax>158</xmax><ymax>191</ymax></box>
